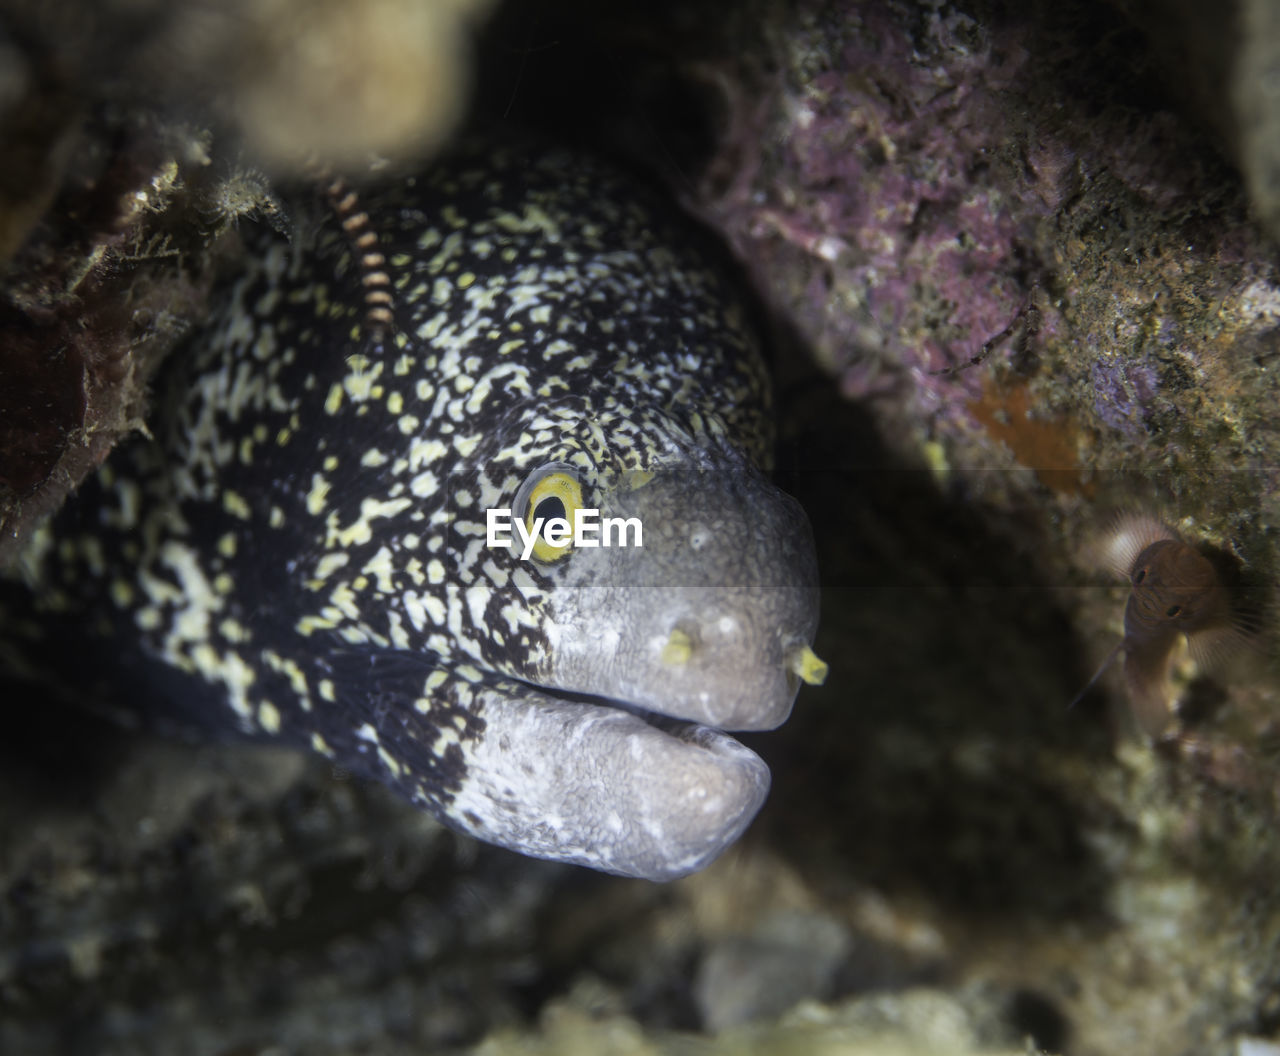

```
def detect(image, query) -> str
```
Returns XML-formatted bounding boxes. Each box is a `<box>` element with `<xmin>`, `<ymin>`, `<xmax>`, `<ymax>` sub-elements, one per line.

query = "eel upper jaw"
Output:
<box><xmin>543</xmin><ymin>588</ymin><xmax>821</xmax><ymax>731</ymax></box>
<box><xmin>536</xmin><ymin>472</ymin><xmax>822</xmax><ymax>731</ymax></box>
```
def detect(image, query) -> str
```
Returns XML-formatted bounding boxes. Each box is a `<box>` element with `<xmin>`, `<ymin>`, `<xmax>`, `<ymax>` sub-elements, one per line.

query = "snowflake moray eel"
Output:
<box><xmin>2</xmin><ymin>136</ymin><xmax>825</xmax><ymax>880</ymax></box>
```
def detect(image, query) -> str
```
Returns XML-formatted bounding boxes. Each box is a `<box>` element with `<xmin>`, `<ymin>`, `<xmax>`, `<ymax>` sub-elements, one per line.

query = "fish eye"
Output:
<box><xmin>1133</xmin><ymin>567</ymin><xmax>1147</xmax><ymax>585</ymax></box>
<box><xmin>1166</xmin><ymin>604</ymin><xmax>1182</xmax><ymax>618</ymax></box>
<box><xmin>514</xmin><ymin>464</ymin><xmax>584</xmax><ymax>563</ymax></box>
<box><xmin>534</xmin><ymin>495</ymin><xmax>567</xmax><ymax>523</ymax></box>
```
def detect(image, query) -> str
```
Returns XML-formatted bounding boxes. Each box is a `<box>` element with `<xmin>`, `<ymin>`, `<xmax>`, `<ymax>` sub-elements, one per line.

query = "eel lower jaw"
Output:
<box><xmin>449</xmin><ymin>679</ymin><xmax>772</xmax><ymax>881</ymax></box>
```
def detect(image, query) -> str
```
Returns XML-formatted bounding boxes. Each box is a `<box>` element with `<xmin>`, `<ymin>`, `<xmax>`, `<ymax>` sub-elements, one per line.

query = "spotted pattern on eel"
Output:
<box><xmin>1</xmin><ymin>136</ymin><xmax>823</xmax><ymax>881</ymax></box>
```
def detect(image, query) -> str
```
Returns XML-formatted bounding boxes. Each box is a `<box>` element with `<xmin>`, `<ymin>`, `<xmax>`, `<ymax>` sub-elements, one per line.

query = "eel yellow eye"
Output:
<box><xmin>520</xmin><ymin>466</ymin><xmax>584</xmax><ymax>563</ymax></box>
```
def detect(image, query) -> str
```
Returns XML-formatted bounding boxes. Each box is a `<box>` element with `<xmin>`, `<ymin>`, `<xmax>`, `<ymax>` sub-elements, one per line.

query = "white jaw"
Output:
<box><xmin>446</xmin><ymin>684</ymin><xmax>771</xmax><ymax>881</ymax></box>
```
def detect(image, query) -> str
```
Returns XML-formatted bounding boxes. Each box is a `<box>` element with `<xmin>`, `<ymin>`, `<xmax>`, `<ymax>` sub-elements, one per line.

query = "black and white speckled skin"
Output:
<box><xmin>1</xmin><ymin>137</ymin><xmax>820</xmax><ymax>880</ymax></box>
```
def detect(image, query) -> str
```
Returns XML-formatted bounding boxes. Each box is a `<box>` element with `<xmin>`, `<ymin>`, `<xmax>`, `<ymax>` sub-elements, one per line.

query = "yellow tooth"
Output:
<box><xmin>661</xmin><ymin>628</ymin><xmax>693</xmax><ymax>666</ymax></box>
<box><xmin>789</xmin><ymin>645</ymin><xmax>828</xmax><ymax>686</ymax></box>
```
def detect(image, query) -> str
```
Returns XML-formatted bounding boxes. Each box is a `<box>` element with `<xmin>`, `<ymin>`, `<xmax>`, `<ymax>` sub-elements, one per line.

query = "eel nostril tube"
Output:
<box><xmin>661</xmin><ymin>628</ymin><xmax>694</xmax><ymax>666</ymax></box>
<box><xmin>787</xmin><ymin>645</ymin><xmax>828</xmax><ymax>686</ymax></box>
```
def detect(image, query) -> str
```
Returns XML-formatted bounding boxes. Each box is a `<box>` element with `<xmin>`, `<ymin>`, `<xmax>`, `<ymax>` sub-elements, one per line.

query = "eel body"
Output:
<box><xmin>1</xmin><ymin>137</ymin><xmax>822</xmax><ymax>881</ymax></box>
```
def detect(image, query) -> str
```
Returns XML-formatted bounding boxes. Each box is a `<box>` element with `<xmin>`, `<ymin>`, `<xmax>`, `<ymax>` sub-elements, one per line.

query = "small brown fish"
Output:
<box><xmin>1080</xmin><ymin>514</ymin><xmax>1248</xmax><ymax>737</ymax></box>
